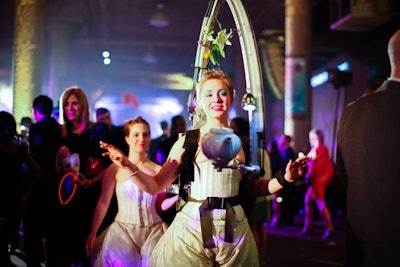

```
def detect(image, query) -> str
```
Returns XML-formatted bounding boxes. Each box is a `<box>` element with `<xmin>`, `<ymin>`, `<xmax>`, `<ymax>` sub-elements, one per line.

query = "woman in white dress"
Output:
<box><xmin>100</xmin><ymin>70</ymin><xmax>309</xmax><ymax>266</ymax></box>
<box><xmin>85</xmin><ymin>116</ymin><xmax>167</xmax><ymax>267</ymax></box>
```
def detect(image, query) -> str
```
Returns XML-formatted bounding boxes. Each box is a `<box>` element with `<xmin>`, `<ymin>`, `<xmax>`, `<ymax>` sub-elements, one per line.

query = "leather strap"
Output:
<box><xmin>177</xmin><ymin>129</ymin><xmax>200</xmax><ymax>211</ymax></box>
<box><xmin>189</xmin><ymin>196</ymin><xmax>239</xmax><ymax>248</ymax></box>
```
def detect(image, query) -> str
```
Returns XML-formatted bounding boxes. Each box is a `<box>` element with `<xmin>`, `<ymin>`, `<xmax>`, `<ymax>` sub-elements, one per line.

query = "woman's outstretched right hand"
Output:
<box><xmin>100</xmin><ymin>141</ymin><xmax>128</xmax><ymax>168</ymax></box>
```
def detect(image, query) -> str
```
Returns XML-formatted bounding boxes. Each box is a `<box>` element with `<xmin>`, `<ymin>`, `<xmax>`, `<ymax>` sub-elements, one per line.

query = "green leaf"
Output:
<box><xmin>203</xmin><ymin>24</ymin><xmax>236</xmax><ymax>67</ymax></box>
<box><xmin>220</xmin><ymin>49</ymin><xmax>226</xmax><ymax>58</ymax></box>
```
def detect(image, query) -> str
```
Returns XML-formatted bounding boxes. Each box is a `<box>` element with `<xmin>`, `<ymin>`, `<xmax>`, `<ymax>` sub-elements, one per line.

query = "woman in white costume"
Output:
<box><xmin>86</xmin><ymin>116</ymin><xmax>167</xmax><ymax>267</ymax></box>
<box><xmin>100</xmin><ymin>70</ymin><xmax>309</xmax><ymax>266</ymax></box>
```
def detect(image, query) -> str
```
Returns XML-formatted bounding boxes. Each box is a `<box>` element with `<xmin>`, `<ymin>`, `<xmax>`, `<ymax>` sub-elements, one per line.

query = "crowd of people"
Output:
<box><xmin>0</xmin><ymin>69</ymin><xmax>309</xmax><ymax>267</ymax></box>
<box><xmin>4</xmin><ymin>27</ymin><xmax>400</xmax><ymax>265</ymax></box>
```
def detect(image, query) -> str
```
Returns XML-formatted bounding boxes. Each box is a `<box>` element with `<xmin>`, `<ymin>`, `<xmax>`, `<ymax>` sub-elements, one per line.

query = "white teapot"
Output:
<box><xmin>201</xmin><ymin>127</ymin><xmax>242</xmax><ymax>171</ymax></box>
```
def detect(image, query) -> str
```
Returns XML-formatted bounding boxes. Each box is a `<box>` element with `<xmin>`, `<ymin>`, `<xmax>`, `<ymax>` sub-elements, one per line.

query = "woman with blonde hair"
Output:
<box><xmin>101</xmin><ymin>70</ymin><xmax>309</xmax><ymax>266</ymax></box>
<box><xmin>300</xmin><ymin>129</ymin><xmax>335</xmax><ymax>239</ymax></box>
<box><xmin>50</xmin><ymin>86</ymin><xmax>112</xmax><ymax>267</ymax></box>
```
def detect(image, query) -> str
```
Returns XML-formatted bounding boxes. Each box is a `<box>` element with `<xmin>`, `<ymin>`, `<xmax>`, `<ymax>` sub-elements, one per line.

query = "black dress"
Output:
<box><xmin>49</xmin><ymin>122</ymin><xmax>111</xmax><ymax>267</ymax></box>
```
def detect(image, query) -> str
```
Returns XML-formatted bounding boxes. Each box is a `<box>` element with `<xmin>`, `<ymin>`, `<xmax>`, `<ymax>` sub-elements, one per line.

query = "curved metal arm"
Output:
<box><xmin>191</xmin><ymin>0</ymin><xmax>265</xmax><ymax>169</ymax></box>
<box><xmin>226</xmin><ymin>0</ymin><xmax>265</xmax><ymax>167</ymax></box>
<box><xmin>189</xmin><ymin>0</ymin><xmax>222</xmax><ymax>122</ymax></box>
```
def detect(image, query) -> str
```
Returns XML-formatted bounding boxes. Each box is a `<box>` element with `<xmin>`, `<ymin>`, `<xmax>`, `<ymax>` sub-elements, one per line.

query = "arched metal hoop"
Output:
<box><xmin>191</xmin><ymin>0</ymin><xmax>265</xmax><ymax>167</ymax></box>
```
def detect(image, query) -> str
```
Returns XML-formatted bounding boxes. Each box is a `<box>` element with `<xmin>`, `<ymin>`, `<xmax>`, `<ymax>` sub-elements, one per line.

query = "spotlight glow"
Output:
<box><xmin>103</xmin><ymin>58</ymin><xmax>111</xmax><ymax>65</ymax></box>
<box><xmin>102</xmin><ymin>51</ymin><xmax>110</xmax><ymax>58</ymax></box>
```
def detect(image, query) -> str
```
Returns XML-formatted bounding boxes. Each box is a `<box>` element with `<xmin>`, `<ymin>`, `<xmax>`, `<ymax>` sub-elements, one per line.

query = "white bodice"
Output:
<box><xmin>189</xmin><ymin>159</ymin><xmax>242</xmax><ymax>200</ymax></box>
<box><xmin>114</xmin><ymin>178</ymin><xmax>163</xmax><ymax>226</ymax></box>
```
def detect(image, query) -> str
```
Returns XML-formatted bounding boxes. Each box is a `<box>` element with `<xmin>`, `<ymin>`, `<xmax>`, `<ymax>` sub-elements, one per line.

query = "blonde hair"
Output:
<box><xmin>193</xmin><ymin>69</ymin><xmax>235</xmax><ymax>128</ymax></box>
<box><xmin>198</xmin><ymin>69</ymin><xmax>235</xmax><ymax>97</ymax></box>
<box><xmin>309</xmin><ymin>128</ymin><xmax>325</xmax><ymax>143</ymax></box>
<box><xmin>59</xmin><ymin>87</ymin><xmax>91</xmax><ymax>138</ymax></box>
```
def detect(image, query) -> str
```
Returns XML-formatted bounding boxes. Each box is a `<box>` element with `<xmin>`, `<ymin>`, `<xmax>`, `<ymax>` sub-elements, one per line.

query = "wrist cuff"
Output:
<box><xmin>275</xmin><ymin>171</ymin><xmax>292</xmax><ymax>187</ymax></box>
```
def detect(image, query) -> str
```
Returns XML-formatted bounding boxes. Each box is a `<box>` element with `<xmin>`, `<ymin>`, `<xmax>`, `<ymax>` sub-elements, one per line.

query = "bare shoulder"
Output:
<box><xmin>114</xmin><ymin>164</ymin><xmax>133</xmax><ymax>182</ymax></box>
<box><xmin>106</xmin><ymin>163</ymin><xmax>119</xmax><ymax>173</ymax></box>
<box><xmin>102</xmin><ymin>163</ymin><xmax>120</xmax><ymax>184</ymax></box>
<box><xmin>105</xmin><ymin>163</ymin><xmax>122</xmax><ymax>179</ymax></box>
<box><xmin>143</xmin><ymin>159</ymin><xmax>162</xmax><ymax>174</ymax></box>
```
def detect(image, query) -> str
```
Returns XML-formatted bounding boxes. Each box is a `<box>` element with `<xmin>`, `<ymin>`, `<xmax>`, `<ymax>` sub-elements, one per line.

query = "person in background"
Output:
<box><xmin>0</xmin><ymin>111</ymin><xmax>43</xmax><ymax>267</ymax></box>
<box><xmin>300</xmin><ymin>129</ymin><xmax>335</xmax><ymax>239</ymax></box>
<box><xmin>24</xmin><ymin>95</ymin><xmax>62</xmax><ymax>267</ymax></box>
<box><xmin>156</xmin><ymin>115</ymin><xmax>186</xmax><ymax>165</ymax></box>
<box><xmin>100</xmin><ymin>69</ymin><xmax>309</xmax><ymax>266</ymax></box>
<box><xmin>52</xmin><ymin>105</ymin><xmax>60</xmax><ymax>123</ymax></box>
<box><xmin>230</xmin><ymin>116</ymin><xmax>272</xmax><ymax>267</ymax></box>
<box><xmin>96</xmin><ymin>107</ymin><xmax>128</xmax><ymax>156</ymax></box>
<box><xmin>149</xmin><ymin>120</ymin><xmax>169</xmax><ymax>164</ymax></box>
<box><xmin>279</xmin><ymin>134</ymin><xmax>296</xmax><ymax>163</ymax></box>
<box><xmin>277</xmin><ymin>134</ymin><xmax>297</xmax><ymax>225</ymax></box>
<box><xmin>153</xmin><ymin>117</ymin><xmax>184</xmax><ymax>225</ymax></box>
<box><xmin>336</xmin><ymin>29</ymin><xmax>400</xmax><ymax>267</ymax></box>
<box><xmin>86</xmin><ymin>116</ymin><xmax>167</xmax><ymax>267</ymax></box>
<box><xmin>19</xmin><ymin>116</ymin><xmax>33</xmax><ymax>147</ymax></box>
<box><xmin>229</xmin><ymin>117</ymin><xmax>253</xmax><ymax>219</ymax></box>
<box><xmin>273</xmin><ymin>134</ymin><xmax>297</xmax><ymax>226</ymax></box>
<box><xmin>268</xmin><ymin>139</ymin><xmax>285</xmax><ymax>228</ymax></box>
<box><xmin>11</xmin><ymin>116</ymin><xmax>34</xmax><ymax>259</ymax></box>
<box><xmin>51</xmin><ymin>87</ymin><xmax>111</xmax><ymax>267</ymax></box>
<box><xmin>267</xmin><ymin>139</ymin><xmax>285</xmax><ymax>177</ymax></box>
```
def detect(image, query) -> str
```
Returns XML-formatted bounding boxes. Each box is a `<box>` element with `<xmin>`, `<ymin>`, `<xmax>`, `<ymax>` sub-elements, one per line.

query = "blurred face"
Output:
<box><xmin>20</xmin><ymin>123</ymin><xmax>30</xmax><ymax>137</ymax></box>
<box><xmin>126</xmin><ymin>123</ymin><xmax>151</xmax><ymax>153</ymax></box>
<box><xmin>32</xmin><ymin>108</ymin><xmax>40</xmax><ymax>122</ymax></box>
<box><xmin>279</xmin><ymin>134</ymin><xmax>287</xmax><ymax>148</ymax></box>
<box><xmin>97</xmin><ymin>112</ymin><xmax>112</xmax><ymax>128</ymax></box>
<box><xmin>64</xmin><ymin>94</ymin><xmax>81</xmax><ymax>122</ymax></box>
<box><xmin>309</xmin><ymin>131</ymin><xmax>318</xmax><ymax>148</ymax></box>
<box><xmin>200</xmin><ymin>79</ymin><xmax>232</xmax><ymax>120</ymax></box>
<box><xmin>175</xmin><ymin>117</ymin><xmax>186</xmax><ymax>133</ymax></box>
<box><xmin>229</xmin><ymin>120</ymin><xmax>239</xmax><ymax>134</ymax></box>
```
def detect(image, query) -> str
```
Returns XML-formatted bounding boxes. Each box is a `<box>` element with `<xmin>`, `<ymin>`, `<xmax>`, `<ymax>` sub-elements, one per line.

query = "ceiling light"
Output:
<box><xmin>149</xmin><ymin>3</ymin><xmax>169</xmax><ymax>28</ymax></box>
<box><xmin>103</xmin><ymin>58</ymin><xmax>111</xmax><ymax>65</ymax></box>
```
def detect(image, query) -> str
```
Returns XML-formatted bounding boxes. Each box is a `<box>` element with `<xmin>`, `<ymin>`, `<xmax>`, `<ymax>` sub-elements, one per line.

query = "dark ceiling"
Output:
<box><xmin>0</xmin><ymin>0</ymin><xmax>399</xmax><ymax>84</ymax></box>
<box><xmin>1</xmin><ymin>0</ymin><xmax>400</xmax><ymax>100</ymax></box>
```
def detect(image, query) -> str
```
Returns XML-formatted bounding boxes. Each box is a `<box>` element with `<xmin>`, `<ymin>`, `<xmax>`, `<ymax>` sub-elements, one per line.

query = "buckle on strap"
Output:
<box><xmin>207</xmin><ymin>196</ymin><xmax>240</xmax><ymax>210</ymax></box>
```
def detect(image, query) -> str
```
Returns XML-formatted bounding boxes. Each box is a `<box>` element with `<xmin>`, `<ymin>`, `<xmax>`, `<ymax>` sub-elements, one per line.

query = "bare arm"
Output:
<box><xmin>100</xmin><ymin>136</ymin><xmax>185</xmax><ymax>194</ymax></box>
<box><xmin>85</xmin><ymin>164</ymin><xmax>117</xmax><ymax>255</ymax></box>
<box><xmin>121</xmin><ymin>157</ymin><xmax>181</xmax><ymax>194</ymax></box>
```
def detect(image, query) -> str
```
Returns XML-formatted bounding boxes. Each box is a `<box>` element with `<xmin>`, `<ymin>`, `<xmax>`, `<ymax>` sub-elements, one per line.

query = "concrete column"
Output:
<box><xmin>12</xmin><ymin>0</ymin><xmax>44</xmax><ymax>123</ymax></box>
<box><xmin>285</xmin><ymin>0</ymin><xmax>312</xmax><ymax>151</ymax></box>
